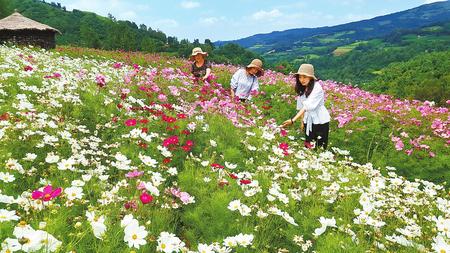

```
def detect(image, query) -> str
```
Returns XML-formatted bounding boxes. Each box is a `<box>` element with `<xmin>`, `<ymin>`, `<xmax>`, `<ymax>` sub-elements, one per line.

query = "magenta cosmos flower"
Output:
<box><xmin>32</xmin><ymin>185</ymin><xmax>62</xmax><ymax>202</ymax></box>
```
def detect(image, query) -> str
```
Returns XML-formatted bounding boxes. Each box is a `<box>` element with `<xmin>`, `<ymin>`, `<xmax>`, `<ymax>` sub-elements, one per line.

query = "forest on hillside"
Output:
<box><xmin>0</xmin><ymin>0</ymin><xmax>261</xmax><ymax>66</ymax></box>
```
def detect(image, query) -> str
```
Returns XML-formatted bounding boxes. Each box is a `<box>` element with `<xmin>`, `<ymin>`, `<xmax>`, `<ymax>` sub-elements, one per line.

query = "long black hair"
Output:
<box><xmin>295</xmin><ymin>75</ymin><xmax>315</xmax><ymax>97</ymax></box>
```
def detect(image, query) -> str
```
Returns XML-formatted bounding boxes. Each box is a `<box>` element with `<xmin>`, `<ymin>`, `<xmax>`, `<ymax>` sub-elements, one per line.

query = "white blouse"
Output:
<box><xmin>230</xmin><ymin>69</ymin><xmax>259</xmax><ymax>100</ymax></box>
<box><xmin>296</xmin><ymin>82</ymin><xmax>331</xmax><ymax>136</ymax></box>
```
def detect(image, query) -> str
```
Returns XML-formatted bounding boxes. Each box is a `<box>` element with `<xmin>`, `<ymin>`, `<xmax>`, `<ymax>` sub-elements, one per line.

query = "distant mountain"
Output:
<box><xmin>215</xmin><ymin>1</ymin><xmax>450</xmax><ymax>63</ymax></box>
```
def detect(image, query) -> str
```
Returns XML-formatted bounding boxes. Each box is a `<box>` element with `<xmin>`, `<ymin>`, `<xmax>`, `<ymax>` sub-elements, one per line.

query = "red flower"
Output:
<box><xmin>140</xmin><ymin>119</ymin><xmax>149</xmax><ymax>124</ymax></box>
<box><xmin>162</xmin><ymin>115</ymin><xmax>177</xmax><ymax>123</ymax></box>
<box><xmin>279</xmin><ymin>143</ymin><xmax>289</xmax><ymax>151</ymax></box>
<box><xmin>211</xmin><ymin>163</ymin><xmax>224</xmax><ymax>169</ymax></box>
<box><xmin>117</xmin><ymin>103</ymin><xmax>123</xmax><ymax>109</ymax></box>
<box><xmin>162</xmin><ymin>135</ymin><xmax>179</xmax><ymax>147</ymax></box>
<box><xmin>140</xmin><ymin>192</ymin><xmax>153</xmax><ymax>204</ymax></box>
<box><xmin>229</xmin><ymin>173</ymin><xmax>238</xmax><ymax>179</ymax></box>
<box><xmin>32</xmin><ymin>185</ymin><xmax>62</xmax><ymax>202</ymax></box>
<box><xmin>125</xmin><ymin>119</ymin><xmax>137</xmax><ymax>127</ymax></box>
<box><xmin>177</xmin><ymin>113</ymin><xmax>187</xmax><ymax>119</ymax></box>
<box><xmin>181</xmin><ymin>145</ymin><xmax>191</xmax><ymax>152</ymax></box>
<box><xmin>138</xmin><ymin>142</ymin><xmax>148</xmax><ymax>149</ymax></box>
<box><xmin>185</xmin><ymin>140</ymin><xmax>194</xmax><ymax>147</ymax></box>
<box><xmin>163</xmin><ymin>158</ymin><xmax>171</xmax><ymax>164</ymax></box>
<box><xmin>24</xmin><ymin>65</ymin><xmax>33</xmax><ymax>72</ymax></box>
<box><xmin>112</xmin><ymin>116</ymin><xmax>118</xmax><ymax>123</ymax></box>
<box><xmin>141</xmin><ymin>128</ymin><xmax>148</xmax><ymax>133</ymax></box>
<box><xmin>182</xmin><ymin>130</ymin><xmax>191</xmax><ymax>135</ymax></box>
<box><xmin>240</xmin><ymin>179</ymin><xmax>252</xmax><ymax>185</ymax></box>
<box><xmin>280</xmin><ymin>129</ymin><xmax>287</xmax><ymax>137</ymax></box>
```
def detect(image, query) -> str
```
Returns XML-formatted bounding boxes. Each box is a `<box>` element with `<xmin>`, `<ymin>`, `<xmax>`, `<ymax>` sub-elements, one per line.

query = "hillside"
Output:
<box><xmin>3</xmin><ymin>0</ymin><xmax>260</xmax><ymax>66</ymax></box>
<box><xmin>0</xmin><ymin>45</ymin><xmax>449</xmax><ymax>252</ymax></box>
<box><xmin>216</xmin><ymin>1</ymin><xmax>450</xmax><ymax>63</ymax></box>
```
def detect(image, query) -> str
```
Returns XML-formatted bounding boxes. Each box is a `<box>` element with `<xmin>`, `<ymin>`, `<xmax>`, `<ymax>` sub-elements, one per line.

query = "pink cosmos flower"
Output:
<box><xmin>125</xmin><ymin>170</ymin><xmax>144</xmax><ymax>178</ymax></box>
<box><xmin>179</xmin><ymin>192</ymin><xmax>191</xmax><ymax>204</ymax></box>
<box><xmin>96</xmin><ymin>74</ymin><xmax>106</xmax><ymax>87</ymax></box>
<box><xmin>158</xmin><ymin>94</ymin><xmax>167</xmax><ymax>102</ymax></box>
<box><xmin>32</xmin><ymin>185</ymin><xmax>62</xmax><ymax>202</ymax></box>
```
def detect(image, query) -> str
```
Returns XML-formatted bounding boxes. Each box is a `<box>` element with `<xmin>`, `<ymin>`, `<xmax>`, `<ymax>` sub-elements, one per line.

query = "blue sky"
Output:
<box><xmin>55</xmin><ymin>0</ymin><xmax>447</xmax><ymax>42</ymax></box>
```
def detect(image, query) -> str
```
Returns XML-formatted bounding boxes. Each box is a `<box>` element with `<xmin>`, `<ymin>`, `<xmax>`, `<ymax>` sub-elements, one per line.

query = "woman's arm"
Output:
<box><xmin>202</xmin><ymin>68</ymin><xmax>211</xmax><ymax>80</ymax></box>
<box><xmin>281</xmin><ymin>108</ymin><xmax>305</xmax><ymax>127</ymax></box>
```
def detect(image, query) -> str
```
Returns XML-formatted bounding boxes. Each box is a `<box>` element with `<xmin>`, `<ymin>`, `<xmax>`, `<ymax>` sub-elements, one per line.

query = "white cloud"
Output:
<box><xmin>199</xmin><ymin>17</ymin><xmax>219</xmax><ymax>25</ymax></box>
<box><xmin>199</xmin><ymin>16</ymin><xmax>227</xmax><ymax>26</ymax></box>
<box><xmin>251</xmin><ymin>9</ymin><xmax>282</xmax><ymax>21</ymax></box>
<box><xmin>180</xmin><ymin>1</ymin><xmax>200</xmax><ymax>9</ymax></box>
<box><xmin>154</xmin><ymin>19</ymin><xmax>179</xmax><ymax>28</ymax></box>
<box><xmin>424</xmin><ymin>0</ymin><xmax>446</xmax><ymax>3</ymax></box>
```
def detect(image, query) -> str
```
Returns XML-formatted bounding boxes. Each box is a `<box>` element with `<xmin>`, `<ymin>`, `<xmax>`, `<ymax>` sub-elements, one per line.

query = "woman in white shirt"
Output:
<box><xmin>230</xmin><ymin>59</ymin><xmax>264</xmax><ymax>102</ymax></box>
<box><xmin>281</xmin><ymin>64</ymin><xmax>331</xmax><ymax>149</ymax></box>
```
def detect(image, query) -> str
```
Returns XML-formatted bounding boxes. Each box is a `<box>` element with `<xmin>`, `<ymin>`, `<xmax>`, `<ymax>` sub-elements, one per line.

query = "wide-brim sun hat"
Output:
<box><xmin>246</xmin><ymin>59</ymin><xmax>264</xmax><ymax>77</ymax></box>
<box><xmin>295</xmin><ymin>64</ymin><xmax>317</xmax><ymax>80</ymax></box>
<box><xmin>190</xmin><ymin>47</ymin><xmax>208</xmax><ymax>60</ymax></box>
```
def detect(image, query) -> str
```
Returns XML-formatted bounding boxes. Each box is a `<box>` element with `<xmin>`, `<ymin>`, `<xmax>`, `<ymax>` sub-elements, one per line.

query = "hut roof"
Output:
<box><xmin>0</xmin><ymin>12</ymin><xmax>61</xmax><ymax>34</ymax></box>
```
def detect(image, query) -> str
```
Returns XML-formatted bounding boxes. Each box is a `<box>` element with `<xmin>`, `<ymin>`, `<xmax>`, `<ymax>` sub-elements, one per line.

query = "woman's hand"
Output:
<box><xmin>281</xmin><ymin>119</ymin><xmax>293</xmax><ymax>128</ymax></box>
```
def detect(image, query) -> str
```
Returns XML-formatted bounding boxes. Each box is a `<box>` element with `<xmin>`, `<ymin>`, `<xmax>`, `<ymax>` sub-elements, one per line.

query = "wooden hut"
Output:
<box><xmin>0</xmin><ymin>12</ymin><xmax>61</xmax><ymax>49</ymax></box>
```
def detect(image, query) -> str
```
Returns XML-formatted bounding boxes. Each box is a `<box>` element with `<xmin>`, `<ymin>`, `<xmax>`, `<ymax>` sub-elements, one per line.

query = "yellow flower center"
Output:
<box><xmin>440</xmin><ymin>250</ymin><xmax>446</xmax><ymax>253</ymax></box>
<box><xmin>132</xmin><ymin>234</ymin><xmax>137</xmax><ymax>240</ymax></box>
<box><xmin>161</xmin><ymin>243</ymin><xmax>166</xmax><ymax>249</ymax></box>
<box><xmin>44</xmin><ymin>194</ymin><xmax>51</xmax><ymax>199</ymax></box>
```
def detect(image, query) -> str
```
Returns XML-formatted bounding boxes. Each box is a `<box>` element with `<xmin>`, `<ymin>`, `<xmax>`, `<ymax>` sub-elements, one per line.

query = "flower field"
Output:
<box><xmin>0</xmin><ymin>45</ymin><xmax>449</xmax><ymax>252</ymax></box>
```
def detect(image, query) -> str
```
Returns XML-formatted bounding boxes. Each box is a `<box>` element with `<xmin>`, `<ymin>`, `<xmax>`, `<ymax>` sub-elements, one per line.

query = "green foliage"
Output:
<box><xmin>370</xmin><ymin>51</ymin><xmax>450</xmax><ymax>105</ymax></box>
<box><xmin>7</xmin><ymin>0</ymin><xmax>261</xmax><ymax>67</ymax></box>
<box><xmin>0</xmin><ymin>0</ymin><xmax>12</xmax><ymax>18</ymax></box>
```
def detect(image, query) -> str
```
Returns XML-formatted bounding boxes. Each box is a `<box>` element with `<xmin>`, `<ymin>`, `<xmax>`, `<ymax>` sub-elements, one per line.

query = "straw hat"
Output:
<box><xmin>190</xmin><ymin>47</ymin><xmax>208</xmax><ymax>60</ymax></box>
<box><xmin>246</xmin><ymin>59</ymin><xmax>264</xmax><ymax>77</ymax></box>
<box><xmin>295</xmin><ymin>64</ymin><xmax>317</xmax><ymax>80</ymax></box>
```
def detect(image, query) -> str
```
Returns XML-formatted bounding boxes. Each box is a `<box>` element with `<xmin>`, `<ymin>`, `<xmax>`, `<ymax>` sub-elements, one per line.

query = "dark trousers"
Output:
<box><xmin>304</xmin><ymin>122</ymin><xmax>329</xmax><ymax>150</ymax></box>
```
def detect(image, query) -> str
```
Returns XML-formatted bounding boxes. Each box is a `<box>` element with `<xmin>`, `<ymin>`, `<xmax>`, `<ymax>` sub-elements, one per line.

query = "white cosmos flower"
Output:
<box><xmin>124</xmin><ymin>223</ymin><xmax>148</xmax><ymax>249</ymax></box>
<box><xmin>227</xmin><ymin>200</ymin><xmax>241</xmax><ymax>211</ymax></box>
<box><xmin>156</xmin><ymin>232</ymin><xmax>185</xmax><ymax>253</ymax></box>
<box><xmin>238</xmin><ymin>204</ymin><xmax>251</xmax><ymax>216</ymax></box>
<box><xmin>0</xmin><ymin>209</ymin><xmax>20</xmax><ymax>222</ymax></box>
<box><xmin>1</xmin><ymin>238</ymin><xmax>21</xmax><ymax>252</ymax></box>
<box><xmin>45</xmin><ymin>152</ymin><xmax>60</xmax><ymax>164</ymax></box>
<box><xmin>121</xmin><ymin>214</ymin><xmax>138</xmax><ymax>228</ymax></box>
<box><xmin>197</xmin><ymin>243</ymin><xmax>214</xmax><ymax>253</ymax></box>
<box><xmin>313</xmin><ymin>217</ymin><xmax>336</xmax><ymax>237</ymax></box>
<box><xmin>23</xmin><ymin>153</ymin><xmax>37</xmax><ymax>161</ymax></box>
<box><xmin>139</xmin><ymin>153</ymin><xmax>158</xmax><ymax>168</ymax></box>
<box><xmin>432</xmin><ymin>235</ymin><xmax>450</xmax><ymax>253</ymax></box>
<box><xmin>34</xmin><ymin>230</ymin><xmax>62</xmax><ymax>252</ymax></box>
<box><xmin>57</xmin><ymin>158</ymin><xmax>75</xmax><ymax>171</ymax></box>
<box><xmin>225</xmin><ymin>162</ymin><xmax>237</xmax><ymax>169</ymax></box>
<box><xmin>0</xmin><ymin>172</ymin><xmax>15</xmax><ymax>183</ymax></box>
<box><xmin>64</xmin><ymin>186</ymin><xmax>84</xmax><ymax>201</ymax></box>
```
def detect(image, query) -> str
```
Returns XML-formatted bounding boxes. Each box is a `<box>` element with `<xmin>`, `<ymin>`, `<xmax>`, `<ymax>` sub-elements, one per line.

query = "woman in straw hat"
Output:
<box><xmin>230</xmin><ymin>59</ymin><xmax>264</xmax><ymax>102</ymax></box>
<box><xmin>281</xmin><ymin>64</ymin><xmax>331</xmax><ymax>149</ymax></box>
<box><xmin>190</xmin><ymin>47</ymin><xmax>212</xmax><ymax>82</ymax></box>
